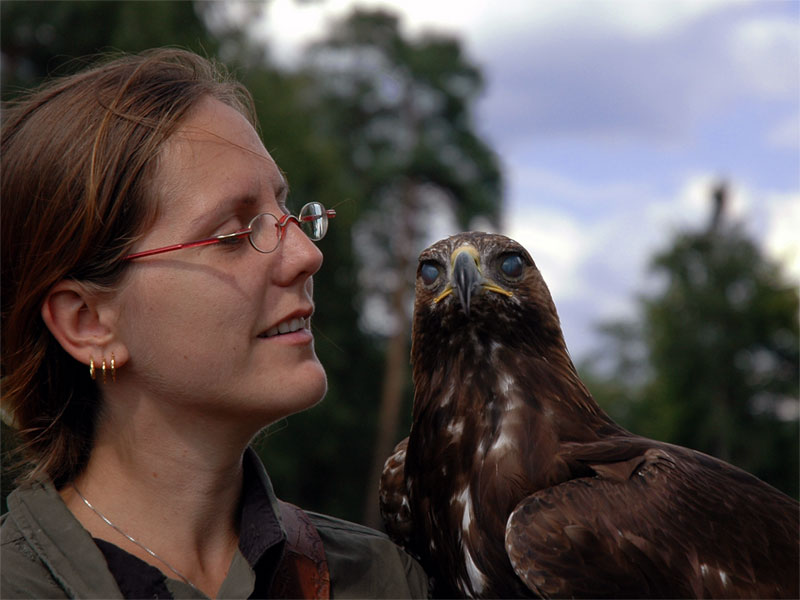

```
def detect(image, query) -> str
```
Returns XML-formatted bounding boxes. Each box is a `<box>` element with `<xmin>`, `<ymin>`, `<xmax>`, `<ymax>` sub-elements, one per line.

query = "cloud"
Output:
<box><xmin>420</xmin><ymin>0</ymin><xmax>741</xmax><ymax>48</ymax></box>
<box><xmin>763</xmin><ymin>191</ymin><xmax>800</xmax><ymax>283</ymax></box>
<box><xmin>504</xmin><ymin>202</ymin><xmax>590</xmax><ymax>300</ymax></box>
<box><xmin>728</xmin><ymin>14</ymin><xmax>800</xmax><ymax>98</ymax></box>
<box><xmin>258</xmin><ymin>0</ymin><xmax>732</xmax><ymax>57</ymax></box>
<box><xmin>472</xmin><ymin>1</ymin><xmax>798</xmax><ymax>149</ymax></box>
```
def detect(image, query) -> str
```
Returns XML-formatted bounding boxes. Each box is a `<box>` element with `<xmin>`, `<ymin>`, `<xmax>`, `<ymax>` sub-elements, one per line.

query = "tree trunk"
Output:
<box><xmin>362</xmin><ymin>286</ymin><xmax>410</xmax><ymax>528</ymax></box>
<box><xmin>362</xmin><ymin>178</ymin><xmax>416</xmax><ymax>528</ymax></box>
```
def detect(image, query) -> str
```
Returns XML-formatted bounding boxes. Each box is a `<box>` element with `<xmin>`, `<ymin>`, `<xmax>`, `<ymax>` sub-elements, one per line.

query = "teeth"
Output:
<box><xmin>263</xmin><ymin>317</ymin><xmax>306</xmax><ymax>338</ymax></box>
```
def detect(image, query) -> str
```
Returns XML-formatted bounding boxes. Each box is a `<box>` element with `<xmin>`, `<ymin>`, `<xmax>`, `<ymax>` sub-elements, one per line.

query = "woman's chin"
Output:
<box><xmin>263</xmin><ymin>364</ymin><xmax>328</xmax><ymax>423</ymax></box>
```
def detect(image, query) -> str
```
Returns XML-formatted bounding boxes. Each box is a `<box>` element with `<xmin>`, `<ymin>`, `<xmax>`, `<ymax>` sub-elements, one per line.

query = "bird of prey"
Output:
<box><xmin>379</xmin><ymin>232</ymin><xmax>799</xmax><ymax>599</ymax></box>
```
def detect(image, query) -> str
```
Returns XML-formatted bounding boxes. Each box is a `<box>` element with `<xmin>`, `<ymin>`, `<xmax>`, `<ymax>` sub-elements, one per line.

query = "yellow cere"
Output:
<box><xmin>450</xmin><ymin>244</ymin><xmax>481</xmax><ymax>268</ymax></box>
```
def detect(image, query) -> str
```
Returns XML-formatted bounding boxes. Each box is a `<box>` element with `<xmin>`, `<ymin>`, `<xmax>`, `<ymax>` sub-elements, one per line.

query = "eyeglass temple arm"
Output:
<box><xmin>123</xmin><ymin>230</ymin><xmax>250</xmax><ymax>260</ymax></box>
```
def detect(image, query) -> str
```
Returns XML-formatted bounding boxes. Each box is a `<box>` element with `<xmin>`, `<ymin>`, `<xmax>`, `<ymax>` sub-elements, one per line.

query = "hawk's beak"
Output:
<box><xmin>452</xmin><ymin>247</ymin><xmax>481</xmax><ymax>317</ymax></box>
<box><xmin>435</xmin><ymin>245</ymin><xmax>513</xmax><ymax>316</ymax></box>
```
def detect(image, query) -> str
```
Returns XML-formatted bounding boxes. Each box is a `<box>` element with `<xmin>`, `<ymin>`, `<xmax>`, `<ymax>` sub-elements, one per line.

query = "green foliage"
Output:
<box><xmin>582</xmin><ymin>213</ymin><xmax>799</xmax><ymax>498</ymax></box>
<box><xmin>1</xmin><ymin>0</ymin><xmax>218</xmax><ymax>97</ymax></box>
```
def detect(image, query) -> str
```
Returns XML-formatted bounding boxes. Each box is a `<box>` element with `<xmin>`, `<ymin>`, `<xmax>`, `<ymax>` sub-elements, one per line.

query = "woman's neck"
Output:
<box><xmin>60</xmin><ymin>399</ymin><xmax>256</xmax><ymax>598</ymax></box>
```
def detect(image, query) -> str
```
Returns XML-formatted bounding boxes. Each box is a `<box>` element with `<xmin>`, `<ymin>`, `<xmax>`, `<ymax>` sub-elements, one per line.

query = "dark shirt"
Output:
<box><xmin>94</xmin><ymin>539</ymin><xmax>172</xmax><ymax>599</ymax></box>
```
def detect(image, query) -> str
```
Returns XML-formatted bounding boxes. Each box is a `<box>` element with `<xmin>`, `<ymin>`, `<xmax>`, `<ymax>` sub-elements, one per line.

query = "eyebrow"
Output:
<box><xmin>187</xmin><ymin>173</ymin><xmax>291</xmax><ymax>232</ymax></box>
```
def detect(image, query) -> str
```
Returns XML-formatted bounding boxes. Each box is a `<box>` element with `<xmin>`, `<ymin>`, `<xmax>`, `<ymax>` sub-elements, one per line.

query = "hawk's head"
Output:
<box><xmin>412</xmin><ymin>232</ymin><xmax>563</xmax><ymax>356</ymax></box>
<box><xmin>410</xmin><ymin>231</ymin><xmax>579</xmax><ymax>426</ymax></box>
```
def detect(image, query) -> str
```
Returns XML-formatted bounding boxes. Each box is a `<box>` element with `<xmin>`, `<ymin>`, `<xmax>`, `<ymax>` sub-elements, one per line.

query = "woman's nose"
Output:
<box><xmin>275</xmin><ymin>219</ymin><xmax>324</xmax><ymax>283</ymax></box>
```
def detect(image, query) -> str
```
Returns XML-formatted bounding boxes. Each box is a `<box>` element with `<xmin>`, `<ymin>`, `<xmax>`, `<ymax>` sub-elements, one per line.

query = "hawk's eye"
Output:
<box><xmin>500</xmin><ymin>253</ymin><xmax>525</xmax><ymax>279</ymax></box>
<box><xmin>419</xmin><ymin>261</ymin><xmax>440</xmax><ymax>286</ymax></box>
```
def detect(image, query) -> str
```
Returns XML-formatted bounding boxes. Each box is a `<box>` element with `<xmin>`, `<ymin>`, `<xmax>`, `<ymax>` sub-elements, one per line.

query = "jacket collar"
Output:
<box><xmin>6</xmin><ymin>477</ymin><xmax>123</xmax><ymax>598</ymax></box>
<box><xmin>239</xmin><ymin>447</ymin><xmax>286</xmax><ymax>565</ymax></box>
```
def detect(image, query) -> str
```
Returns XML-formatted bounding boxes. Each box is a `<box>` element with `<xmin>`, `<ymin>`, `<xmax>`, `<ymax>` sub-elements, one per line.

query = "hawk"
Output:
<box><xmin>379</xmin><ymin>232</ymin><xmax>799</xmax><ymax>598</ymax></box>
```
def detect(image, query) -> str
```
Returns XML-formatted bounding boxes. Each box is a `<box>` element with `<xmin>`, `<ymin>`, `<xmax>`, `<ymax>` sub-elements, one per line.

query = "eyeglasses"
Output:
<box><xmin>124</xmin><ymin>202</ymin><xmax>336</xmax><ymax>261</ymax></box>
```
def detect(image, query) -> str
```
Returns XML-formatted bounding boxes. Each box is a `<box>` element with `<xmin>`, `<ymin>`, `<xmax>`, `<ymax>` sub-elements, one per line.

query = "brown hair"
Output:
<box><xmin>1</xmin><ymin>48</ymin><xmax>256</xmax><ymax>488</ymax></box>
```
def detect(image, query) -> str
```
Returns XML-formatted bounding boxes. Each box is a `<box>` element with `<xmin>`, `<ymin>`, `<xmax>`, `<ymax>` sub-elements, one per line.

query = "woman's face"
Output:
<box><xmin>112</xmin><ymin>96</ymin><xmax>327</xmax><ymax>426</ymax></box>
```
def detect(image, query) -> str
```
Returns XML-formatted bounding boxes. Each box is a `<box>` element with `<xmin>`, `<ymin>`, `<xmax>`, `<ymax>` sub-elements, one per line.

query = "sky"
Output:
<box><xmin>251</xmin><ymin>0</ymin><xmax>799</xmax><ymax>359</ymax></box>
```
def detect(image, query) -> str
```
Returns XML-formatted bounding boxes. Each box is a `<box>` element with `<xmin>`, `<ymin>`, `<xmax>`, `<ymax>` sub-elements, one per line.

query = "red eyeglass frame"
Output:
<box><xmin>123</xmin><ymin>208</ymin><xmax>336</xmax><ymax>261</ymax></box>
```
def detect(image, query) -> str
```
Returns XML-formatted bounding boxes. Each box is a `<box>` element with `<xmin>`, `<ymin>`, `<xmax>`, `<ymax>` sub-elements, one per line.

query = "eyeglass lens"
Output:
<box><xmin>299</xmin><ymin>202</ymin><xmax>328</xmax><ymax>240</ymax></box>
<box><xmin>249</xmin><ymin>202</ymin><xmax>329</xmax><ymax>253</ymax></box>
<box><xmin>249</xmin><ymin>213</ymin><xmax>281</xmax><ymax>253</ymax></box>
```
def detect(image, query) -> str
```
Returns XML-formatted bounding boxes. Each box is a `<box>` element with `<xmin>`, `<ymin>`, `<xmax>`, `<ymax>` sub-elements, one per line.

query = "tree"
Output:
<box><xmin>0</xmin><ymin>0</ymin><xmax>222</xmax><ymax>97</ymax></box>
<box><xmin>583</xmin><ymin>184</ymin><xmax>799</xmax><ymax>497</ymax></box>
<box><xmin>302</xmin><ymin>9</ymin><xmax>503</xmax><ymax>526</ymax></box>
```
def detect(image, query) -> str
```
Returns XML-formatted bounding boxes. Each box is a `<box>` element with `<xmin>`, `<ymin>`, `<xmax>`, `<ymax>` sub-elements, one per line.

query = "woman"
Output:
<box><xmin>1</xmin><ymin>49</ymin><xmax>428</xmax><ymax>599</ymax></box>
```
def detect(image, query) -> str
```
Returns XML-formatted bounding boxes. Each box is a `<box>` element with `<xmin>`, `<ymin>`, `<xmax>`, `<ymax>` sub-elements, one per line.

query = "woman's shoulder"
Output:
<box><xmin>306</xmin><ymin>511</ymin><xmax>429</xmax><ymax>599</ymax></box>
<box><xmin>1</xmin><ymin>505</ymin><xmax>69</xmax><ymax>599</ymax></box>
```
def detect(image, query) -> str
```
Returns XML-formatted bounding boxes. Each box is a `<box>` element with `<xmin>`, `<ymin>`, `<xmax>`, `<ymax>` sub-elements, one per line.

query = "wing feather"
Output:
<box><xmin>506</xmin><ymin>444</ymin><xmax>799</xmax><ymax>599</ymax></box>
<box><xmin>379</xmin><ymin>437</ymin><xmax>415</xmax><ymax>553</ymax></box>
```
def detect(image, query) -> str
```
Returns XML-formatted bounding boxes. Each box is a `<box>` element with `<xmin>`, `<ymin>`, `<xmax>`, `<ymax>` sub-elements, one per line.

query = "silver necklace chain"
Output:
<box><xmin>71</xmin><ymin>484</ymin><xmax>202</xmax><ymax>593</ymax></box>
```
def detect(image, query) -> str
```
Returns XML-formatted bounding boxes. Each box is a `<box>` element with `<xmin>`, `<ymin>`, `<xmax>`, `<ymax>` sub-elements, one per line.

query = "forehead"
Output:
<box><xmin>152</xmin><ymin>97</ymin><xmax>283</xmax><ymax>217</ymax></box>
<box><xmin>421</xmin><ymin>232</ymin><xmax>521</xmax><ymax>260</ymax></box>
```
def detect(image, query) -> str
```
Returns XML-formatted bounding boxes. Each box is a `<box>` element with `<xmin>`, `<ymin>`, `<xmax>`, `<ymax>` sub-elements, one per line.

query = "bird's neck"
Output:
<box><xmin>411</xmin><ymin>332</ymin><xmax>618</xmax><ymax>464</ymax></box>
<box><xmin>414</xmin><ymin>328</ymin><xmax>603</xmax><ymax>410</ymax></box>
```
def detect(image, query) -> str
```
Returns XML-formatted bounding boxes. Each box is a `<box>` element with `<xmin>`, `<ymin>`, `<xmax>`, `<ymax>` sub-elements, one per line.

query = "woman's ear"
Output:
<box><xmin>41</xmin><ymin>280</ymin><xmax>129</xmax><ymax>369</ymax></box>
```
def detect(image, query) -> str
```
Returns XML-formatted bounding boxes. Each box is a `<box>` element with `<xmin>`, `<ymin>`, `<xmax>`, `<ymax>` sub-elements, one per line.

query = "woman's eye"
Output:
<box><xmin>419</xmin><ymin>262</ymin><xmax>440</xmax><ymax>285</ymax></box>
<box><xmin>217</xmin><ymin>232</ymin><xmax>247</xmax><ymax>249</ymax></box>
<box><xmin>500</xmin><ymin>253</ymin><xmax>525</xmax><ymax>278</ymax></box>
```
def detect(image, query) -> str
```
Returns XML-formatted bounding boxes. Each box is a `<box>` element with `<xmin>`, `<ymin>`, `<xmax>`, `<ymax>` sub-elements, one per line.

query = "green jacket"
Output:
<box><xmin>1</xmin><ymin>451</ymin><xmax>428</xmax><ymax>599</ymax></box>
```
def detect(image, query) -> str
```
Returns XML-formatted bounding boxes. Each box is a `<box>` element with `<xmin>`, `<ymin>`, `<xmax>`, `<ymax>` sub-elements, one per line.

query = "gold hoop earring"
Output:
<box><xmin>102</xmin><ymin>359</ymin><xmax>107</xmax><ymax>384</ymax></box>
<box><xmin>89</xmin><ymin>357</ymin><xmax>96</xmax><ymax>380</ymax></box>
<box><xmin>111</xmin><ymin>353</ymin><xmax>116</xmax><ymax>383</ymax></box>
